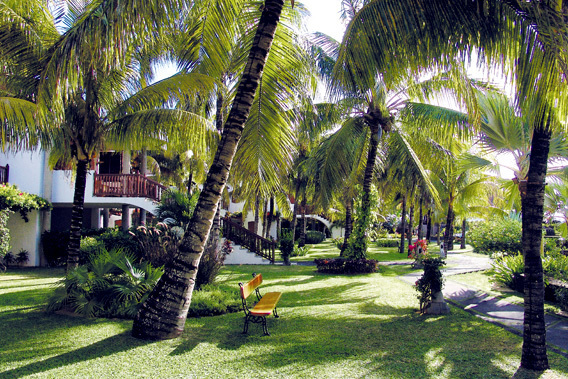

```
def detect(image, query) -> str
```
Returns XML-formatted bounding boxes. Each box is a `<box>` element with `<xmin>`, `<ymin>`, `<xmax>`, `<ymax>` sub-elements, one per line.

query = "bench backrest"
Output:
<box><xmin>240</xmin><ymin>273</ymin><xmax>263</xmax><ymax>300</ymax></box>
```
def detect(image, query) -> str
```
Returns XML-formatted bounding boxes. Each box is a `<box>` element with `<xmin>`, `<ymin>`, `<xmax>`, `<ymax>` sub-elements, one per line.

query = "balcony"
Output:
<box><xmin>93</xmin><ymin>173</ymin><xmax>167</xmax><ymax>202</ymax></box>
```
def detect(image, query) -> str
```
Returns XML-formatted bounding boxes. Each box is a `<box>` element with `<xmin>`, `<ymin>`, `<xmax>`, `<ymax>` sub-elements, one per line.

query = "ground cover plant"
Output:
<box><xmin>2</xmin><ymin>266</ymin><xmax>568</xmax><ymax>378</ymax></box>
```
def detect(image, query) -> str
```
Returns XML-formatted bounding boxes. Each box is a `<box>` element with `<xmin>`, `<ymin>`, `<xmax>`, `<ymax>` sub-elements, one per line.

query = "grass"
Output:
<box><xmin>288</xmin><ymin>240</ymin><xmax>416</xmax><ymax>262</ymax></box>
<box><xmin>1</xmin><ymin>265</ymin><xmax>568</xmax><ymax>378</ymax></box>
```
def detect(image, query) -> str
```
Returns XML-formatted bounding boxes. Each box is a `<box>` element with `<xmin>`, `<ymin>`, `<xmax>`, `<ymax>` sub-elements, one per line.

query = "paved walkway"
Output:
<box><xmin>398</xmin><ymin>250</ymin><xmax>568</xmax><ymax>358</ymax></box>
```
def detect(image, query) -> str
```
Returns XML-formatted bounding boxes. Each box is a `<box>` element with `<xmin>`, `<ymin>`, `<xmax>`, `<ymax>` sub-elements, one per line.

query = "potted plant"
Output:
<box><xmin>415</xmin><ymin>257</ymin><xmax>450</xmax><ymax>314</ymax></box>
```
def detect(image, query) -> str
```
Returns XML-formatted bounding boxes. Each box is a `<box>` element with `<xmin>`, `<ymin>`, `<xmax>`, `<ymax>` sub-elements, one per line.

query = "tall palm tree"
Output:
<box><xmin>132</xmin><ymin>0</ymin><xmax>290</xmax><ymax>340</ymax></box>
<box><xmin>336</xmin><ymin>0</ymin><xmax>568</xmax><ymax>369</ymax></box>
<box><xmin>0</xmin><ymin>0</ymin><xmax>216</xmax><ymax>272</ymax></box>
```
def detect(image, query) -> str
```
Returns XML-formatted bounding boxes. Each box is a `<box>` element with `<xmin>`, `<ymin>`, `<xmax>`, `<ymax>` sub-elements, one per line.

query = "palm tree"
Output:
<box><xmin>132</xmin><ymin>0</ymin><xmax>290</xmax><ymax>340</ymax></box>
<box><xmin>0</xmin><ymin>0</ymin><xmax>215</xmax><ymax>272</ymax></box>
<box><xmin>336</xmin><ymin>0</ymin><xmax>568</xmax><ymax>369</ymax></box>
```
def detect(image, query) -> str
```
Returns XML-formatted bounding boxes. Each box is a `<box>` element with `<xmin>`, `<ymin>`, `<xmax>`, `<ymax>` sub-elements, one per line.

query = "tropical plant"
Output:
<box><xmin>132</xmin><ymin>0</ymin><xmax>292</xmax><ymax>340</ymax></box>
<box><xmin>415</xmin><ymin>258</ymin><xmax>445</xmax><ymax>313</ymax></box>
<box><xmin>335</xmin><ymin>0</ymin><xmax>568</xmax><ymax>369</ymax></box>
<box><xmin>0</xmin><ymin>0</ymin><xmax>213</xmax><ymax>272</ymax></box>
<box><xmin>468</xmin><ymin>218</ymin><xmax>523</xmax><ymax>255</ymax></box>
<box><xmin>46</xmin><ymin>248</ymin><xmax>164</xmax><ymax>319</ymax></box>
<box><xmin>155</xmin><ymin>189</ymin><xmax>199</xmax><ymax>227</ymax></box>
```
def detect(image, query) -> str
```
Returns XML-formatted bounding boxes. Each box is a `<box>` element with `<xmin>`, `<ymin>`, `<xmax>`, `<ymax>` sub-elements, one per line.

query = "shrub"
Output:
<box><xmin>415</xmin><ymin>258</ymin><xmax>446</xmax><ymax>313</ymax></box>
<box><xmin>130</xmin><ymin>223</ymin><xmax>181</xmax><ymax>267</ymax></box>
<box><xmin>3</xmin><ymin>252</ymin><xmax>15</xmax><ymax>266</ymax></box>
<box><xmin>15</xmin><ymin>249</ymin><xmax>29</xmax><ymax>265</ymax></box>
<box><xmin>331</xmin><ymin>237</ymin><xmax>344</xmax><ymax>250</ymax></box>
<box><xmin>195</xmin><ymin>238</ymin><xmax>232</xmax><ymax>290</ymax></box>
<box><xmin>279</xmin><ymin>229</ymin><xmax>294</xmax><ymax>261</ymax></box>
<box><xmin>98</xmin><ymin>228</ymin><xmax>142</xmax><ymax>258</ymax></box>
<box><xmin>291</xmin><ymin>245</ymin><xmax>309</xmax><ymax>257</ymax></box>
<box><xmin>187</xmin><ymin>283</ymin><xmax>241</xmax><ymax>317</ymax></box>
<box><xmin>468</xmin><ymin>218</ymin><xmax>522</xmax><ymax>255</ymax></box>
<box><xmin>555</xmin><ymin>287</ymin><xmax>568</xmax><ymax>312</ymax></box>
<box><xmin>314</xmin><ymin>258</ymin><xmax>379</xmax><ymax>274</ymax></box>
<box><xmin>305</xmin><ymin>231</ymin><xmax>325</xmax><ymax>244</ymax></box>
<box><xmin>489</xmin><ymin>253</ymin><xmax>525</xmax><ymax>289</ymax></box>
<box><xmin>79</xmin><ymin>237</ymin><xmax>104</xmax><ymax>264</ymax></box>
<box><xmin>46</xmin><ymin>248</ymin><xmax>164</xmax><ymax>319</ymax></box>
<box><xmin>375</xmin><ymin>238</ymin><xmax>399</xmax><ymax>248</ymax></box>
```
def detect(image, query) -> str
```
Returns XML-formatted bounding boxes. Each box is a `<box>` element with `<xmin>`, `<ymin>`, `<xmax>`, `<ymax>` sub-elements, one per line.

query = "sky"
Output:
<box><xmin>300</xmin><ymin>0</ymin><xmax>345</xmax><ymax>41</ymax></box>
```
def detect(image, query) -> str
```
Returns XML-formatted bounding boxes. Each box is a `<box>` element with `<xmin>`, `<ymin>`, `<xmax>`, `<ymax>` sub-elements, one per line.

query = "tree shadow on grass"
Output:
<box><xmin>0</xmin><ymin>330</ymin><xmax>153</xmax><ymax>378</ymax></box>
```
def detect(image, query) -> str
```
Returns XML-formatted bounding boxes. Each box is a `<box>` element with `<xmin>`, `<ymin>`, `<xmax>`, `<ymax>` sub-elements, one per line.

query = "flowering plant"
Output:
<box><xmin>408</xmin><ymin>239</ymin><xmax>429</xmax><ymax>262</ymax></box>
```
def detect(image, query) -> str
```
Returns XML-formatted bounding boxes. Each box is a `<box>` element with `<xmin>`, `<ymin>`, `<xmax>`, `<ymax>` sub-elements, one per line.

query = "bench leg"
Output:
<box><xmin>261</xmin><ymin>317</ymin><xmax>270</xmax><ymax>336</ymax></box>
<box><xmin>273</xmin><ymin>307</ymin><xmax>279</xmax><ymax>318</ymax></box>
<box><xmin>242</xmin><ymin>315</ymin><xmax>250</xmax><ymax>334</ymax></box>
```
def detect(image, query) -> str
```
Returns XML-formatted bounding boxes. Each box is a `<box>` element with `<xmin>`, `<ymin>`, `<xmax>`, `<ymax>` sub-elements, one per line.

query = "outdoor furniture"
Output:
<box><xmin>239</xmin><ymin>273</ymin><xmax>281</xmax><ymax>335</ymax></box>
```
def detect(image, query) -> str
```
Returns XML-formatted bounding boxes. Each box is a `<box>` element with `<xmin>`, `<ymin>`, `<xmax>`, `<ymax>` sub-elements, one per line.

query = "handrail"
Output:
<box><xmin>0</xmin><ymin>164</ymin><xmax>9</xmax><ymax>184</ymax></box>
<box><xmin>93</xmin><ymin>173</ymin><xmax>167</xmax><ymax>201</ymax></box>
<box><xmin>221</xmin><ymin>217</ymin><xmax>276</xmax><ymax>263</ymax></box>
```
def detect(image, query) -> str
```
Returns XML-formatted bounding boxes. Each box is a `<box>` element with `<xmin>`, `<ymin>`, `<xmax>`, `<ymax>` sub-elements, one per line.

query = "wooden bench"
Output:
<box><xmin>239</xmin><ymin>273</ymin><xmax>281</xmax><ymax>335</ymax></box>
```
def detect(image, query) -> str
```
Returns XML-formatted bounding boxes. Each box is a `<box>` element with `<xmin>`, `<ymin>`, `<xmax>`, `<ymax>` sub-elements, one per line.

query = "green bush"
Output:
<box><xmin>291</xmin><ymin>245</ymin><xmax>310</xmax><ymax>257</ymax></box>
<box><xmin>46</xmin><ymin>248</ymin><xmax>164</xmax><ymax>318</ymax></box>
<box><xmin>555</xmin><ymin>287</ymin><xmax>568</xmax><ymax>311</ymax></box>
<box><xmin>331</xmin><ymin>237</ymin><xmax>344</xmax><ymax>250</ymax></box>
<box><xmin>187</xmin><ymin>283</ymin><xmax>241</xmax><ymax>317</ymax></box>
<box><xmin>305</xmin><ymin>231</ymin><xmax>325</xmax><ymax>244</ymax></box>
<box><xmin>279</xmin><ymin>229</ymin><xmax>294</xmax><ymax>259</ymax></box>
<box><xmin>375</xmin><ymin>238</ymin><xmax>399</xmax><ymax>248</ymax></box>
<box><xmin>98</xmin><ymin>228</ymin><xmax>142</xmax><ymax>258</ymax></box>
<box><xmin>468</xmin><ymin>218</ymin><xmax>522</xmax><ymax>255</ymax></box>
<box><xmin>415</xmin><ymin>258</ymin><xmax>446</xmax><ymax>313</ymax></box>
<box><xmin>489</xmin><ymin>253</ymin><xmax>524</xmax><ymax>288</ymax></box>
<box><xmin>314</xmin><ymin>258</ymin><xmax>379</xmax><ymax>274</ymax></box>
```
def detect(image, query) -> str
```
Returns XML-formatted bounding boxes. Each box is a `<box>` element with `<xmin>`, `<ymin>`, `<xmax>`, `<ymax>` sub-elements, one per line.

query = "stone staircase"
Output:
<box><xmin>221</xmin><ymin>218</ymin><xmax>277</xmax><ymax>264</ymax></box>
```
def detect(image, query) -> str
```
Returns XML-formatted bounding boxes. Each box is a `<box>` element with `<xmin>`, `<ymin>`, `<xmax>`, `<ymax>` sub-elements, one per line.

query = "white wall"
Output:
<box><xmin>0</xmin><ymin>150</ymin><xmax>47</xmax><ymax>196</ymax></box>
<box><xmin>6</xmin><ymin>210</ymin><xmax>42</xmax><ymax>266</ymax></box>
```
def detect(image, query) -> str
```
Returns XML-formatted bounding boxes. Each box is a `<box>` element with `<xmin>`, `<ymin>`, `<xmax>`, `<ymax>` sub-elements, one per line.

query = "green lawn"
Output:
<box><xmin>1</xmin><ymin>266</ymin><xmax>568</xmax><ymax>378</ymax></box>
<box><xmin>288</xmin><ymin>240</ymin><xmax>416</xmax><ymax>262</ymax></box>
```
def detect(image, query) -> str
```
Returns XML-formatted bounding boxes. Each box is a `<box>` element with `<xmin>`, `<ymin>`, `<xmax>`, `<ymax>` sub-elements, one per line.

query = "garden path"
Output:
<box><xmin>398</xmin><ymin>250</ymin><xmax>568</xmax><ymax>358</ymax></box>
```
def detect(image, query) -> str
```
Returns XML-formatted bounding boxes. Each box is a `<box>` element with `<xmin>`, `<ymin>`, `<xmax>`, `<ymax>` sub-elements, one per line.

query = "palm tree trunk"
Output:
<box><xmin>520</xmin><ymin>123</ymin><xmax>551</xmax><ymax>371</ymax></box>
<box><xmin>426</xmin><ymin>209</ymin><xmax>432</xmax><ymax>242</ymax></box>
<box><xmin>291</xmin><ymin>180</ymin><xmax>300</xmax><ymax>242</ymax></box>
<box><xmin>66</xmin><ymin>159</ymin><xmax>89</xmax><ymax>271</ymax></box>
<box><xmin>417</xmin><ymin>197</ymin><xmax>424</xmax><ymax>240</ymax></box>
<box><xmin>436</xmin><ymin>222</ymin><xmax>440</xmax><ymax>245</ymax></box>
<box><xmin>254</xmin><ymin>196</ymin><xmax>260</xmax><ymax>235</ymax></box>
<box><xmin>341</xmin><ymin>197</ymin><xmax>353</xmax><ymax>256</ymax></box>
<box><xmin>407</xmin><ymin>204</ymin><xmax>414</xmax><ymax>248</ymax></box>
<box><xmin>261</xmin><ymin>199</ymin><xmax>268</xmax><ymax>237</ymax></box>
<box><xmin>443</xmin><ymin>196</ymin><xmax>455</xmax><ymax>251</ymax></box>
<box><xmin>265</xmin><ymin>197</ymin><xmax>274</xmax><ymax>239</ymax></box>
<box><xmin>298</xmin><ymin>197</ymin><xmax>306</xmax><ymax>247</ymax></box>
<box><xmin>460</xmin><ymin>218</ymin><xmax>466</xmax><ymax>249</ymax></box>
<box><xmin>132</xmin><ymin>0</ymin><xmax>285</xmax><ymax>340</ymax></box>
<box><xmin>353</xmin><ymin>119</ymin><xmax>381</xmax><ymax>257</ymax></box>
<box><xmin>399</xmin><ymin>194</ymin><xmax>406</xmax><ymax>254</ymax></box>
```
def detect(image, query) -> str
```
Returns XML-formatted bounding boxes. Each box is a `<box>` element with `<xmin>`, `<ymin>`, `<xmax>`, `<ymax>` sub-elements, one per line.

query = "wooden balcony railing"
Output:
<box><xmin>0</xmin><ymin>164</ymin><xmax>9</xmax><ymax>184</ymax></box>
<box><xmin>93</xmin><ymin>173</ymin><xmax>166</xmax><ymax>202</ymax></box>
<box><xmin>222</xmin><ymin>217</ymin><xmax>276</xmax><ymax>263</ymax></box>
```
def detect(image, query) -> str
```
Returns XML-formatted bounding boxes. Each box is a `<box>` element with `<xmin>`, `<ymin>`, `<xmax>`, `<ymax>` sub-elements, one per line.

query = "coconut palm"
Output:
<box><xmin>0</xmin><ymin>0</ymin><xmax>217</xmax><ymax>272</ymax></box>
<box><xmin>132</xmin><ymin>0</ymin><xmax>292</xmax><ymax>340</ymax></box>
<box><xmin>336</xmin><ymin>0</ymin><xmax>568</xmax><ymax>369</ymax></box>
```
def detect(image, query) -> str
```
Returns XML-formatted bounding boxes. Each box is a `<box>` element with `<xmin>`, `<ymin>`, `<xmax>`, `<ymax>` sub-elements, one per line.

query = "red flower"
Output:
<box><xmin>18</xmin><ymin>193</ymin><xmax>23</xmax><ymax>196</ymax></box>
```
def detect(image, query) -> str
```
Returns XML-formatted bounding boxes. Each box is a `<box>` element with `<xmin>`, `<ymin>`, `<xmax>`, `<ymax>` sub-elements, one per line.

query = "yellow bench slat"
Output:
<box><xmin>250</xmin><ymin>291</ymin><xmax>282</xmax><ymax>316</ymax></box>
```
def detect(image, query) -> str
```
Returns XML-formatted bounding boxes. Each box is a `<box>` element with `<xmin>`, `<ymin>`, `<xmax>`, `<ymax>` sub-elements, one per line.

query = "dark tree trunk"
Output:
<box><xmin>132</xmin><ymin>0</ymin><xmax>284</xmax><ymax>340</ymax></box>
<box><xmin>254</xmin><ymin>196</ymin><xmax>260</xmax><ymax>235</ymax></box>
<box><xmin>520</xmin><ymin>123</ymin><xmax>550</xmax><ymax>371</ymax></box>
<box><xmin>426</xmin><ymin>209</ymin><xmax>432</xmax><ymax>242</ymax></box>
<box><xmin>436</xmin><ymin>222</ymin><xmax>441</xmax><ymax>245</ymax></box>
<box><xmin>265</xmin><ymin>197</ymin><xmax>274</xmax><ymax>239</ymax></box>
<box><xmin>298</xmin><ymin>197</ymin><xmax>306</xmax><ymax>247</ymax></box>
<box><xmin>460</xmin><ymin>218</ymin><xmax>466</xmax><ymax>249</ymax></box>
<box><xmin>291</xmin><ymin>180</ymin><xmax>301</xmax><ymax>242</ymax></box>
<box><xmin>352</xmin><ymin>110</ymin><xmax>385</xmax><ymax>257</ymax></box>
<box><xmin>417</xmin><ymin>196</ymin><xmax>424</xmax><ymax>240</ymax></box>
<box><xmin>399</xmin><ymin>194</ymin><xmax>406</xmax><ymax>254</ymax></box>
<box><xmin>443</xmin><ymin>195</ymin><xmax>455</xmax><ymax>251</ymax></box>
<box><xmin>341</xmin><ymin>197</ymin><xmax>353</xmax><ymax>256</ymax></box>
<box><xmin>261</xmin><ymin>199</ymin><xmax>268</xmax><ymax>237</ymax></box>
<box><xmin>407</xmin><ymin>204</ymin><xmax>414</xmax><ymax>248</ymax></box>
<box><xmin>66</xmin><ymin>159</ymin><xmax>89</xmax><ymax>271</ymax></box>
